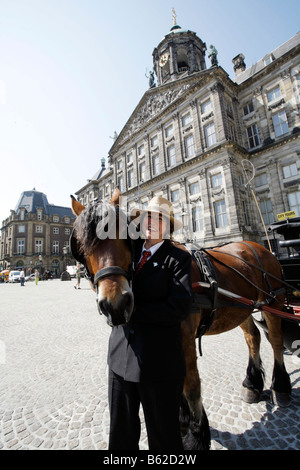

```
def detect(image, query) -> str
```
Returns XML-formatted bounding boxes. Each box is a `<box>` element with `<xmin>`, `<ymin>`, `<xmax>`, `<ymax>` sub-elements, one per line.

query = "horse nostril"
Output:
<box><xmin>97</xmin><ymin>299</ymin><xmax>106</xmax><ymax>316</ymax></box>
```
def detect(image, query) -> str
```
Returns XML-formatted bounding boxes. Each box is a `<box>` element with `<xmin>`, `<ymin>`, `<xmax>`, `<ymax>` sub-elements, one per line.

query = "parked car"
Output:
<box><xmin>25</xmin><ymin>273</ymin><xmax>36</xmax><ymax>282</ymax></box>
<box><xmin>9</xmin><ymin>271</ymin><xmax>21</xmax><ymax>283</ymax></box>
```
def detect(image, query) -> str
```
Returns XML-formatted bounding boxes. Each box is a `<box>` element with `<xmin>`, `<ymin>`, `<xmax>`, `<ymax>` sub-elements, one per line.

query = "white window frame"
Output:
<box><xmin>53</xmin><ymin>241</ymin><xmax>59</xmax><ymax>254</ymax></box>
<box><xmin>167</xmin><ymin>145</ymin><xmax>176</xmax><ymax>167</ymax></box>
<box><xmin>272</xmin><ymin>110</ymin><xmax>289</xmax><ymax>137</ymax></box>
<box><xmin>288</xmin><ymin>191</ymin><xmax>300</xmax><ymax>217</ymax></box>
<box><xmin>17</xmin><ymin>239</ymin><xmax>25</xmax><ymax>254</ymax></box>
<box><xmin>282</xmin><ymin>163</ymin><xmax>298</xmax><ymax>179</ymax></box>
<box><xmin>184</xmin><ymin>135</ymin><xmax>195</xmax><ymax>158</ymax></box>
<box><xmin>152</xmin><ymin>154</ymin><xmax>160</xmax><ymax>176</ymax></box>
<box><xmin>192</xmin><ymin>206</ymin><xmax>204</xmax><ymax>232</ymax></box>
<box><xmin>35</xmin><ymin>240</ymin><xmax>43</xmax><ymax>254</ymax></box>
<box><xmin>214</xmin><ymin>200</ymin><xmax>228</xmax><ymax>228</ymax></box>
<box><xmin>267</xmin><ymin>85</ymin><xmax>281</xmax><ymax>102</ymax></box>
<box><xmin>182</xmin><ymin>112</ymin><xmax>192</xmax><ymax>127</ymax></box>
<box><xmin>204</xmin><ymin>122</ymin><xmax>216</xmax><ymax>147</ymax></box>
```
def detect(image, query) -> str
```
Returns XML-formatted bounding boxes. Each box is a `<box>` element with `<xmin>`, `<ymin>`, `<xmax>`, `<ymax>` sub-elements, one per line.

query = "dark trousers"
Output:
<box><xmin>108</xmin><ymin>370</ymin><xmax>184</xmax><ymax>450</ymax></box>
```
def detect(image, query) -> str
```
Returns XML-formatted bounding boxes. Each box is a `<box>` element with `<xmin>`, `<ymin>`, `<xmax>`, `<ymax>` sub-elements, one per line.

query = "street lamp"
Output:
<box><xmin>63</xmin><ymin>246</ymin><xmax>68</xmax><ymax>271</ymax></box>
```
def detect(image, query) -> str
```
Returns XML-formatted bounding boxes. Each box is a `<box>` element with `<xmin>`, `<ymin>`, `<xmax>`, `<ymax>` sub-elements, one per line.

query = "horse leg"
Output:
<box><xmin>263</xmin><ymin>312</ymin><xmax>292</xmax><ymax>407</ymax></box>
<box><xmin>240</xmin><ymin>316</ymin><xmax>265</xmax><ymax>403</ymax></box>
<box><xmin>181</xmin><ymin>322</ymin><xmax>211</xmax><ymax>450</ymax></box>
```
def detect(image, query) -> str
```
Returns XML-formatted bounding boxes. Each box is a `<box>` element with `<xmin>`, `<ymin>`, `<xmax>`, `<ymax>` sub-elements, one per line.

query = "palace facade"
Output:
<box><xmin>78</xmin><ymin>24</ymin><xmax>300</xmax><ymax>249</ymax></box>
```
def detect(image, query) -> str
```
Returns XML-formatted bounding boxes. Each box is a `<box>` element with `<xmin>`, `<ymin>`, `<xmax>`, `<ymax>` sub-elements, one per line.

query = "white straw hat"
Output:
<box><xmin>131</xmin><ymin>195</ymin><xmax>182</xmax><ymax>232</ymax></box>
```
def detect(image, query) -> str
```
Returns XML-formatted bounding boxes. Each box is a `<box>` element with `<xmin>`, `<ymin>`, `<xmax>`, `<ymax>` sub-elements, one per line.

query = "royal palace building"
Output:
<box><xmin>0</xmin><ymin>189</ymin><xmax>75</xmax><ymax>274</ymax></box>
<box><xmin>78</xmin><ymin>23</ymin><xmax>300</xmax><ymax>249</ymax></box>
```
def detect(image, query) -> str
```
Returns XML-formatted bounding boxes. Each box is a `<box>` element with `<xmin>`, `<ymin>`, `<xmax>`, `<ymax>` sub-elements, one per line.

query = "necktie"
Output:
<box><xmin>135</xmin><ymin>250</ymin><xmax>151</xmax><ymax>274</ymax></box>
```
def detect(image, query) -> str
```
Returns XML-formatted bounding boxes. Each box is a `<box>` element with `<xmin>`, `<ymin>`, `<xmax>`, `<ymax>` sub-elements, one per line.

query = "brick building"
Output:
<box><xmin>0</xmin><ymin>189</ymin><xmax>75</xmax><ymax>275</ymax></box>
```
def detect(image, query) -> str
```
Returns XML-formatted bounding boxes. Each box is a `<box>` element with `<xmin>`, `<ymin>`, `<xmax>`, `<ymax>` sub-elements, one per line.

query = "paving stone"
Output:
<box><xmin>0</xmin><ymin>278</ymin><xmax>299</xmax><ymax>450</ymax></box>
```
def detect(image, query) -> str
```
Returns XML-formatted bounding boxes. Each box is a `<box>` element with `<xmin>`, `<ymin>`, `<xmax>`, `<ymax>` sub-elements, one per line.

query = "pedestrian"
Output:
<box><xmin>35</xmin><ymin>269</ymin><xmax>39</xmax><ymax>285</ymax></box>
<box><xmin>107</xmin><ymin>196</ymin><xmax>193</xmax><ymax>450</ymax></box>
<box><xmin>20</xmin><ymin>269</ymin><xmax>25</xmax><ymax>286</ymax></box>
<box><xmin>74</xmin><ymin>265</ymin><xmax>81</xmax><ymax>289</ymax></box>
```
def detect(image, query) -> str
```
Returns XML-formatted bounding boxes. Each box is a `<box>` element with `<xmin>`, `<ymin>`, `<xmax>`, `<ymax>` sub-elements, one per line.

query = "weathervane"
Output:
<box><xmin>171</xmin><ymin>7</ymin><xmax>177</xmax><ymax>25</ymax></box>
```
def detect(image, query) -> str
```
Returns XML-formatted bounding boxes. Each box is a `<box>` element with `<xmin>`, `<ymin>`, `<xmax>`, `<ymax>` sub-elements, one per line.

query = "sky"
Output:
<box><xmin>0</xmin><ymin>0</ymin><xmax>299</xmax><ymax>223</ymax></box>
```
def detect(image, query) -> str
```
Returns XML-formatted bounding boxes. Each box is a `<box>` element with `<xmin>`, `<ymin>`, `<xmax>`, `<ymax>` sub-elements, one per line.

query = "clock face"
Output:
<box><xmin>159</xmin><ymin>53</ymin><xmax>169</xmax><ymax>67</ymax></box>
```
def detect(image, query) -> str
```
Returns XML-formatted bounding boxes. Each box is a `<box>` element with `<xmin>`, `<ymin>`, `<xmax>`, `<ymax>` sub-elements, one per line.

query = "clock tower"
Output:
<box><xmin>153</xmin><ymin>16</ymin><xmax>207</xmax><ymax>86</ymax></box>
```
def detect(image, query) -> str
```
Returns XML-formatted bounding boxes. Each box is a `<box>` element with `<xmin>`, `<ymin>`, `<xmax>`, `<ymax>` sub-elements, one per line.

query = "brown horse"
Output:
<box><xmin>71</xmin><ymin>190</ymin><xmax>292</xmax><ymax>450</ymax></box>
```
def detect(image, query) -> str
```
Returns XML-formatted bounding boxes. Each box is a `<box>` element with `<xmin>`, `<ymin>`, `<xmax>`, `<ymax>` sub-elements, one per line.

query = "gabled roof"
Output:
<box><xmin>233</xmin><ymin>31</ymin><xmax>300</xmax><ymax>85</ymax></box>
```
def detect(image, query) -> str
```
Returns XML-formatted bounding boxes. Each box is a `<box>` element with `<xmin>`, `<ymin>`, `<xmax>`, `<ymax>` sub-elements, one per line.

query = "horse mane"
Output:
<box><xmin>73</xmin><ymin>200</ymin><xmax>117</xmax><ymax>255</ymax></box>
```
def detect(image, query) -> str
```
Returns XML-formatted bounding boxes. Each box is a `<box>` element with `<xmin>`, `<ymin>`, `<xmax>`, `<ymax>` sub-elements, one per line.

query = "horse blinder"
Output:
<box><xmin>69</xmin><ymin>230</ymin><xmax>132</xmax><ymax>287</ymax></box>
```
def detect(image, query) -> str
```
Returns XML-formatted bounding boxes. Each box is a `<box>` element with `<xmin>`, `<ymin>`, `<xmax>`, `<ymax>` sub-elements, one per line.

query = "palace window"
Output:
<box><xmin>137</xmin><ymin>143</ymin><xmax>145</xmax><ymax>157</ymax></box>
<box><xmin>255</xmin><ymin>173</ymin><xmax>268</xmax><ymax>187</ymax></box>
<box><xmin>259</xmin><ymin>199</ymin><xmax>274</xmax><ymax>224</ymax></box>
<box><xmin>118</xmin><ymin>175</ymin><xmax>124</xmax><ymax>192</ymax></box>
<box><xmin>165</xmin><ymin>123</ymin><xmax>173</xmax><ymax>138</ymax></box>
<box><xmin>53</xmin><ymin>227</ymin><xmax>59</xmax><ymax>234</ymax></box>
<box><xmin>211</xmin><ymin>173</ymin><xmax>223</xmax><ymax>188</ymax></box>
<box><xmin>189</xmin><ymin>181</ymin><xmax>200</xmax><ymax>195</ymax></box>
<box><xmin>288</xmin><ymin>191</ymin><xmax>300</xmax><ymax>217</ymax></box>
<box><xmin>182</xmin><ymin>112</ymin><xmax>192</xmax><ymax>127</ymax></box>
<box><xmin>128</xmin><ymin>169</ymin><xmax>134</xmax><ymax>188</ymax></box>
<box><xmin>151</xmin><ymin>135</ymin><xmax>158</xmax><ymax>147</ymax></box>
<box><xmin>243</xmin><ymin>101</ymin><xmax>254</xmax><ymax>116</ymax></box>
<box><xmin>139</xmin><ymin>162</ymin><xmax>146</xmax><ymax>182</ymax></box>
<box><xmin>167</xmin><ymin>145</ymin><xmax>176</xmax><ymax>167</ymax></box>
<box><xmin>192</xmin><ymin>206</ymin><xmax>204</xmax><ymax>232</ymax></box>
<box><xmin>170</xmin><ymin>189</ymin><xmax>180</xmax><ymax>203</ymax></box>
<box><xmin>152</xmin><ymin>154</ymin><xmax>160</xmax><ymax>176</ymax></box>
<box><xmin>36</xmin><ymin>225</ymin><xmax>43</xmax><ymax>233</ymax></box>
<box><xmin>247</xmin><ymin>124</ymin><xmax>260</xmax><ymax>148</ymax></box>
<box><xmin>282</xmin><ymin>163</ymin><xmax>298</xmax><ymax>179</ymax></box>
<box><xmin>184</xmin><ymin>135</ymin><xmax>195</xmax><ymax>158</ymax></box>
<box><xmin>272</xmin><ymin>110</ymin><xmax>289</xmax><ymax>137</ymax></box>
<box><xmin>201</xmin><ymin>99</ymin><xmax>212</xmax><ymax>115</ymax></box>
<box><xmin>214</xmin><ymin>200</ymin><xmax>228</xmax><ymax>228</ymax></box>
<box><xmin>267</xmin><ymin>86</ymin><xmax>281</xmax><ymax>102</ymax></box>
<box><xmin>204</xmin><ymin>122</ymin><xmax>216</xmax><ymax>147</ymax></box>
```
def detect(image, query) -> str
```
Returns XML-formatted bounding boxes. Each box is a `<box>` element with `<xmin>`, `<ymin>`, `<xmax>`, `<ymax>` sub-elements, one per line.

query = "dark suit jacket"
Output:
<box><xmin>107</xmin><ymin>240</ymin><xmax>192</xmax><ymax>382</ymax></box>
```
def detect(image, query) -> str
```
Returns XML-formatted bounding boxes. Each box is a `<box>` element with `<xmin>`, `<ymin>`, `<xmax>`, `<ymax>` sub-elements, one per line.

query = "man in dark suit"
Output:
<box><xmin>107</xmin><ymin>196</ymin><xmax>193</xmax><ymax>450</ymax></box>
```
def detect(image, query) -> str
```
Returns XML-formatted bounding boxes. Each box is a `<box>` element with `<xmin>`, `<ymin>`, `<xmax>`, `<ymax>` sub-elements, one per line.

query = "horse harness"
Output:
<box><xmin>187</xmin><ymin>241</ymin><xmax>288</xmax><ymax>354</ymax></box>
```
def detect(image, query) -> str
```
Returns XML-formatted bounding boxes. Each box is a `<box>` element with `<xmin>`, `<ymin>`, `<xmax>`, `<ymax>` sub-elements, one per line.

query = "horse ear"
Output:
<box><xmin>71</xmin><ymin>195</ymin><xmax>85</xmax><ymax>216</ymax></box>
<box><xmin>110</xmin><ymin>187</ymin><xmax>121</xmax><ymax>206</ymax></box>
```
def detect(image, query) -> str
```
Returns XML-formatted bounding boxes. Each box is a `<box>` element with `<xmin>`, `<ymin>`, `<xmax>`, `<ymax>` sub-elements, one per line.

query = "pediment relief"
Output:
<box><xmin>117</xmin><ymin>83</ymin><xmax>192</xmax><ymax>145</ymax></box>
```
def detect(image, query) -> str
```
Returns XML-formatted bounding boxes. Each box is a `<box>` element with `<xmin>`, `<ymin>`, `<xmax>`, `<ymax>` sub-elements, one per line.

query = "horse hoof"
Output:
<box><xmin>271</xmin><ymin>390</ymin><xmax>292</xmax><ymax>407</ymax></box>
<box><xmin>241</xmin><ymin>386</ymin><xmax>260</xmax><ymax>403</ymax></box>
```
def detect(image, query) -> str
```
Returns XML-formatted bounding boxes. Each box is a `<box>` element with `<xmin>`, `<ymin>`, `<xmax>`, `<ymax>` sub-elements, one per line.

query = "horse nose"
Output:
<box><xmin>97</xmin><ymin>293</ymin><xmax>133</xmax><ymax>326</ymax></box>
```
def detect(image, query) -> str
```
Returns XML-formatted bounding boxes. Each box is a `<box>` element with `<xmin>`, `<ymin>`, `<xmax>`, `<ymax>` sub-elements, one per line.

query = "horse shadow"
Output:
<box><xmin>210</xmin><ymin>365</ymin><xmax>300</xmax><ymax>450</ymax></box>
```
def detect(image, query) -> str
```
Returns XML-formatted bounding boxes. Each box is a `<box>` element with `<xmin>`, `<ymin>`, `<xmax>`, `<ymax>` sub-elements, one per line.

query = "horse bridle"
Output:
<box><xmin>69</xmin><ymin>228</ymin><xmax>132</xmax><ymax>288</ymax></box>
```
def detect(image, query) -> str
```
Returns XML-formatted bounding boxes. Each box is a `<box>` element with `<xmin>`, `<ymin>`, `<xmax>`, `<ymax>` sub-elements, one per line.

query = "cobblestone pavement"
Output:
<box><xmin>0</xmin><ymin>278</ymin><xmax>299</xmax><ymax>450</ymax></box>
